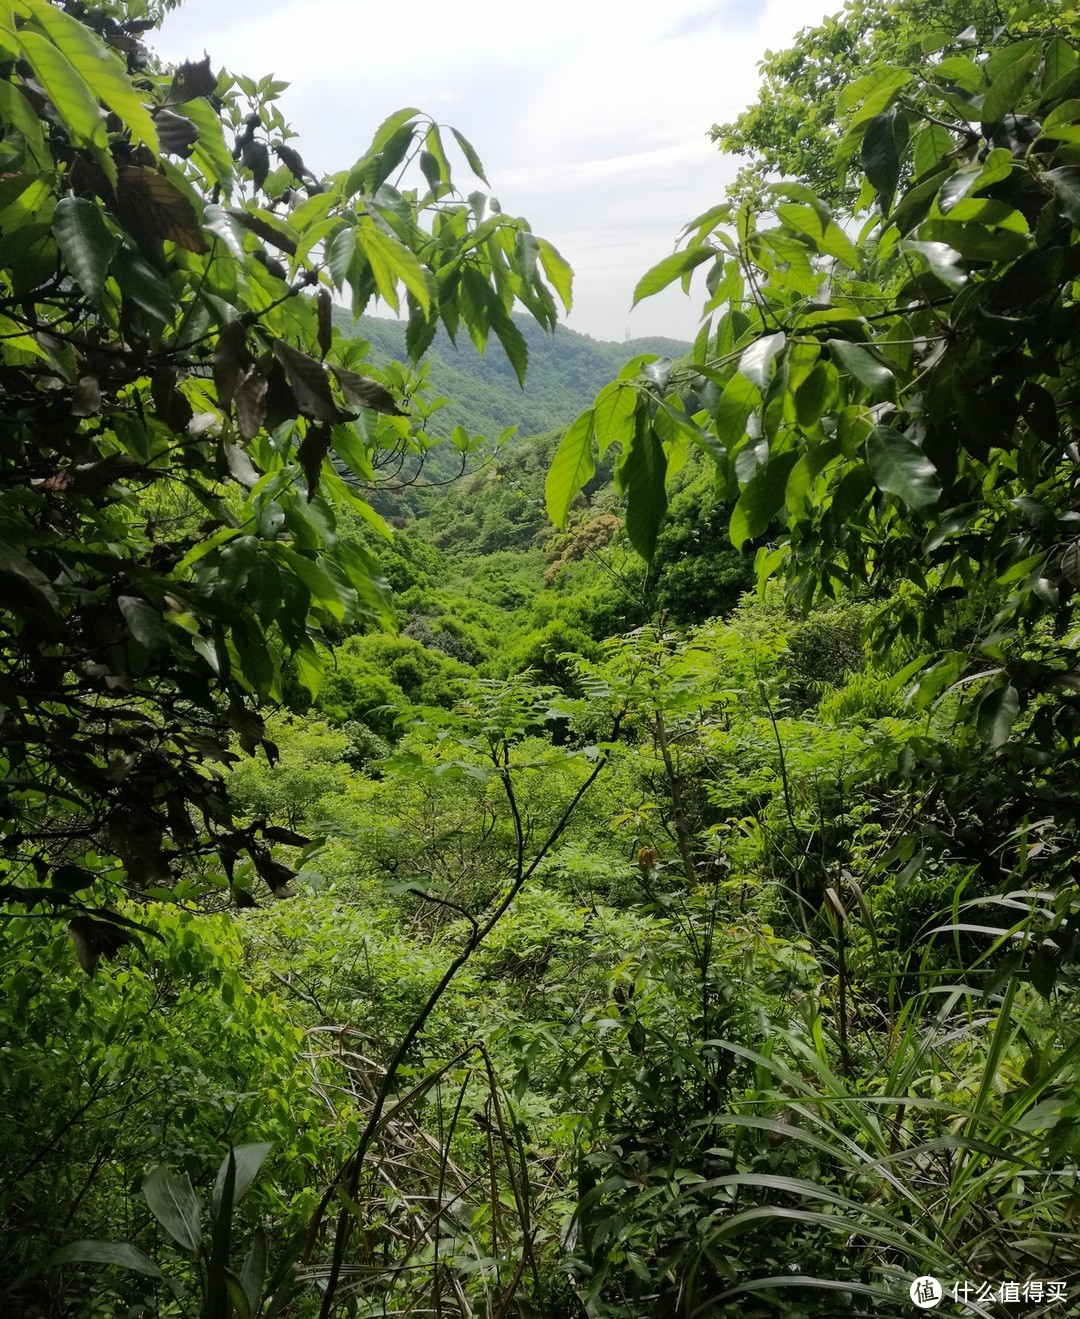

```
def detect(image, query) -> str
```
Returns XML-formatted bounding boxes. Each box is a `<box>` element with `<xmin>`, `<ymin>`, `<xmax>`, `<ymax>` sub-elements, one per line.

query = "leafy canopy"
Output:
<box><xmin>0</xmin><ymin>0</ymin><xmax>571</xmax><ymax>944</ymax></box>
<box><xmin>550</xmin><ymin>2</ymin><xmax>1080</xmax><ymax>976</ymax></box>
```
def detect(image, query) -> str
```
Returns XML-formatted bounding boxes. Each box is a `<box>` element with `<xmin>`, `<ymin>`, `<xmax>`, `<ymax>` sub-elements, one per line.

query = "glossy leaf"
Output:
<box><xmin>828</xmin><ymin>339</ymin><xmax>895</xmax><ymax>401</ymax></box>
<box><xmin>866</xmin><ymin>426</ymin><xmax>941</xmax><ymax>510</ymax></box>
<box><xmin>730</xmin><ymin>452</ymin><xmax>798</xmax><ymax>551</ymax></box>
<box><xmin>861</xmin><ymin>111</ymin><xmax>901</xmax><ymax>204</ymax></box>
<box><xmin>52</xmin><ymin>197</ymin><xmax>117</xmax><ymax>301</ymax></box>
<box><xmin>739</xmin><ymin>332</ymin><xmax>785</xmax><ymax>391</ymax></box>
<box><xmin>976</xmin><ymin>682</ymin><xmax>1019</xmax><ymax>747</ymax></box>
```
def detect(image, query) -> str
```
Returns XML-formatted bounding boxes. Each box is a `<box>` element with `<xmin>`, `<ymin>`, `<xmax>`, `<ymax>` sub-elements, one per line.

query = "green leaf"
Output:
<box><xmin>52</xmin><ymin>197</ymin><xmax>118</xmax><ymax>302</ymax></box>
<box><xmin>739</xmin><ymin>332</ymin><xmax>785</xmax><ymax>391</ymax></box>
<box><xmin>119</xmin><ymin>596</ymin><xmax>169</xmax><ymax>652</ymax></box>
<box><xmin>450</xmin><ymin>126</ymin><xmax>488</xmax><ymax>183</ymax></box>
<box><xmin>369</xmin><ymin>106</ymin><xmax>420</xmax><ymax>152</ymax></box>
<box><xmin>913</xmin><ymin>123</ymin><xmax>955</xmax><ymax>179</ymax></box>
<box><xmin>795</xmin><ymin>361</ymin><xmax>832</xmax><ymax>429</ymax></box>
<box><xmin>865</xmin><ymin>425</ymin><xmax>941</xmax><ymax>510</ymax></box>
<box><xmin>828</xmin><ymin>339</ymin><xmax>894</xmax><ymax>401</ymax></box>
<box><xmin>213</xmin><ymin>1143</ymin><xmax>271</xmax><ymax>1218</ymax></box>
<box><xmin>240</xmin><ymin>1230</ymin><xmax>268</xmax><ymax>1316</ymax></box>
<box><xmin>49</xmin><ymin>1240</ymin><xmax>165</xmax><ymax>1279</ymax></box>
<box><xmin>714</xmin><ymin>371</ymin><xmax>760</xmax><ymax>446</ymax></box>
<box><xmin>355</xmin><ymin>220</ymin><xmax>431</xmax><ymax>316</ymax></box>
<box><xmin>111</xmin><ymin>246</ymin><xmax>176</xmax><ymax>325</ymax></box>
<box><xmin>932</xmin><ymin>55</ymin><xmax>985</xmax><ymax>94</ymax></box>
<box><xmin>976</xmin><ymin>681</ymin><xmax>1019</xmax><ymax>747</ymax></box>
<box><xmin>593</xmin><ymin>382</ymin><xmax>638</xmax><ymax>456</ymax></box>
<box><xmin>1048</xmin><ymin>168</ymin><xmax>1080</xmax><ymax>228</ymax></box>
<box><xmin>490</xmin><ymin>303</ymin><xmax>529</xmax><ymax>387</ymax></box>
<box><xmin>900</xmin><ymin>239</ymin><xmax>967</xmax><ymax>289</ymax></box>
<box><xmin>143</xmin><ymin>1165</ymin><xmax>203</xmax><ymax>1255</ymax></box>
<box><xmin>861</xmin><ymin>111</ymin><xmax>900</xmax><ymax>204</ymax></box>
<box><xmin>631</xmin><ymin>245</ymin><xmax>714</xmax><ymax>306</ymax></box>
<box><xmin>326</xmin><ymin>222</ymin><xmax>356</xmax><ymax>290</ymax></box>
<box><xmin>786</xmin><ymin>440</ymin><xmax>840</xmax><ymax>517</ymax></box>
<box><xmin>981</xmin><ymin>51</ymin><xmax>1035</xmax><ymax>124</ymax></box>
<box><xmin>620</xmin><ymin>414</ymin><xmax>667</xmax><ymax>562</ymax></box>
<box><xmin>775</xmin><ymin>204</ymin><xmax>860</xmax><ymax>266</ymax></box>
<box><xmin>545</xmin><ymin>409</ymin><xmax>595</xmax><ymax>527</ymax></box>
<box><xmin>838</xmin><ymin>65</ymin><xmax>911</xmax><ymax>118</ymax></box>
<box><xmin>730</xmin><ymin>452</ymin><xmax>798</xmax><ymax>551</ymax></box>
<box><xmin>538</xmin><ymin>238</ymin><xmax>573</xmax><ymax>312</ymax></box>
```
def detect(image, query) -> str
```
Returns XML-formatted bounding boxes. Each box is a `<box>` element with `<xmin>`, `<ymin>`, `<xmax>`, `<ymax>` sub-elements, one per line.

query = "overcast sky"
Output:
<box><xmin>156</xmin><ymin>0</ymin><xmax>844</xmax><ymax>344</ymax></box>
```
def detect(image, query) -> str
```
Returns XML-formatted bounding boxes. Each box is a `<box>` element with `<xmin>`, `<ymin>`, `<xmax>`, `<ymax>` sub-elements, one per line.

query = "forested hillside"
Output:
<box><xmin>336</xmin><ymin>308</ymin><xmax>690</xmax><ymax>443</ymax></box>
<box><xmin>4</xmin><ymin>2</ymin><xmax>1080</xmax><ymax>1319</ymax></box>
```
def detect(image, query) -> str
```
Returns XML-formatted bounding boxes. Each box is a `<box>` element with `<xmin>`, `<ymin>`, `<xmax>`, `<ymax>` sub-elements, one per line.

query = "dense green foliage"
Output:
<box><xmin>6</xmin><ymin>3</ymin><xmax>1080</xmax><ymax>1319</ymax></box>
<box><xmin>0</xmin><ymin>0</ymin><xmax>571</xmax><ymax>938</ymax></box>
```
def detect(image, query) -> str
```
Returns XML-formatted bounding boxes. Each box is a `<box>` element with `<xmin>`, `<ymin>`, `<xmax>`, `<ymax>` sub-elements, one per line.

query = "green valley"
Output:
<box><xmin>3</xmin><ymin>3</ymin><xmax>1080</xmax><ymax>1318</ymax></box>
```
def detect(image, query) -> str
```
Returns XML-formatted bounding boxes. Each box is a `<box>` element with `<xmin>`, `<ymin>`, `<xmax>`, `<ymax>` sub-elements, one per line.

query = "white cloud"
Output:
<box><xmin>157</xmin><ymin>0</ymin><xmax>842</xmax><ymax>341</ymax></box>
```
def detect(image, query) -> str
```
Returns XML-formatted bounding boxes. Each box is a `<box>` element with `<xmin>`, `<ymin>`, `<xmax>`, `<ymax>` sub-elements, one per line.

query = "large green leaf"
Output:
<box><xmin>865</xmin><ymin>425</ymin><xmax>941</xmax><ymax>510</ymax></box>
<box><xmin>620</xmin><ymin>414</ymin><xmax>668</xmax><ymax>562</ymax></box>
<box><xmin>739</xmin><ymin>332</ymin><xmax>785</xmax><ymax>392</ymax></box>
<box><xmin>52</xmin><ymin>197</ymin><xmax>118</xmax><ymax>301</ymax></box>
<box><xmin>828</xmin><ymin>339</ymin><xmax>895</xmax><ymax>400</ymax></box>
<box><xmin>730</xmin><ymin>451</ymin><xmax>798</xmax><ymax>551</ymax></box>
<box><xmin>981</xmin><ymin>50</ymin><xmax>1035</xmax><ymax>124</ymax></box>
<box><xmin>713</xmin><ymin>371</ymin><xmax>761</xmax><ymax>446</ymax></box>
<box><xmin>1048</xmin><ymin>167</ymin><xmax>1080</xmax><ymax>228</ymax></box>
<box><xmin>545</xmin><ymin>409</ymin><xmax>595</xmax><ymax>528</ymax></box>
<box><xmin>976</xmin><ymin>682</ymin><xmax>1019</xmax><ymax>747</ymax></box>
<box><xmin>490</xmin><ymin>302</ymin><xmax>529</xmax><ymax>387</ymax></box>
<box><xmin>49</xmin><ymin>1239</ymin><xmax>165</xmax><ymax>1279</ymax></box>
<box><xmin>775</xmin><ymin>203</ymin><xmax>860</xmax><ymax>267</ymax></box>
<box><xmin>450</xmin><ymin>126</ymin><xmax>488</xmax><ymax>183</ymax></box>
<box><xmin>593</xmin><ymin>381</ymin><xmax>638</xmax><ymax>455</ymax></box>
<box><xmin>631</xmin><ymin>245</ymin><xmax>714</xmax><ymax>306</ymax></box>
<box><xmin>143</xmin><ymin>1165</ymin><xmax>203</xmax><ymax>1255</ymax></box>
<box><xmin>861</xmin><ymin>111</ymin><xmax>901</xmax><ymax>204</ymax></box>
<box><xmin>212</xmin><ymin>1143</ymin><xmax>272</xmax><ymax>1217</ymax></box>
<box><xmin>899</xmin><ymin>238</ymin><xmax>967</xmax><ymax>289</ymax></box>
<box><xmin>537</xmin><ymin>238</ymin><xmax>573</xmax><ymax>312</ymax></box>
<box><xmin>537</xmin><ymin>237</ymin><xmax>573</xmax><ymax>312</ymax></box>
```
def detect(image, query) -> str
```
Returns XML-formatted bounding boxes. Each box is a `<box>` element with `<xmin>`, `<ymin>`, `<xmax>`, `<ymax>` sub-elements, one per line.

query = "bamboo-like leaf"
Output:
<box><xmin>49</xmin><ymin>1239</ymin><xmax>165</xmax><ymax>1279</ymax></box>
<box><xmin>143</xmin><ymin>1165</ymin><xmax>202</xmax><ymax>1254</ymax></box>
<box><xmin>213</xmin><ymin>1143</ymin><xmax>273</xmax><ymax>1218</ymax></box>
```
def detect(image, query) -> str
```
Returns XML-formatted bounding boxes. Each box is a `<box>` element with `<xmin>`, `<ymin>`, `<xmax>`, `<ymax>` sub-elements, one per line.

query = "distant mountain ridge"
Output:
<box><xmin>333</xmin><ymin>308</ymin><xmax>690</xmax><ymax>441</ymax></box>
